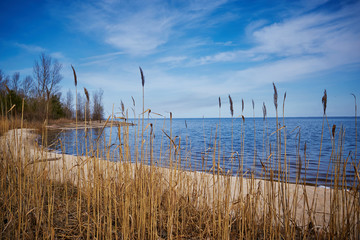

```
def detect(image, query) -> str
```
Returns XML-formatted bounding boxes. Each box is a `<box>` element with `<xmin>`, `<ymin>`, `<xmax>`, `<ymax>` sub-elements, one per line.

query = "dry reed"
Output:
<box><xmin>0</xmin><ymin>73</ymin><xmax>359</xmax><ymax>239</ymax></box>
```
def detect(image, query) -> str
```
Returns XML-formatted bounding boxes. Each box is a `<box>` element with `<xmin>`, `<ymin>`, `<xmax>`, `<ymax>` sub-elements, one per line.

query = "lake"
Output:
<box><xmin>44</xmin><ymin>117</ymin><xmax>359</xmax><ymax>187</ymax></box>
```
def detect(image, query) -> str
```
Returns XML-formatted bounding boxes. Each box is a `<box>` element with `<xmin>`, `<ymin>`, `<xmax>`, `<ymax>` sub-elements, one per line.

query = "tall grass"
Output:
<box><xmin>0</xmin><ymin>70</ymin><xmax>359</xmax><ymax>239</ymax></box>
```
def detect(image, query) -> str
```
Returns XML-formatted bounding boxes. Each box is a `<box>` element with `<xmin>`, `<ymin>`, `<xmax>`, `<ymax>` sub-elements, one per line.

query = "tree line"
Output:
<box><xmin>0</xmin><ymin>53</ymin><xmax>104</xmax><ymax>122</ymax></box>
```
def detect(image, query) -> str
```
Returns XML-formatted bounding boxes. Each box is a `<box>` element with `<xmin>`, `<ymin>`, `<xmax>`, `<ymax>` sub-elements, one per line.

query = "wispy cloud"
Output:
<box><xmin>13</xmin><ymin>42</ymin><xmax>46</xmax><ymax>53</ymax></box>
<box><xmin>81</xmin><ymin>51</ymin><xmax>124</xmax><ymax>60</ymax></box>
<box><xmin>13</xmin><ymin>42</ymin><xmax>66</xmax><ymax>61</ymax></box>
<box><xmin>50</xmin><ymin>52</ymin><xmax>65</xmax><ymax>60</ymax></box>
<box><xmin>190</xmin><ymin>1</ymin><xmax>360</xmax><ymax>81</ymax></box>
<box><xmin>63</xmin><ymin>0</ymin><xmax>229</xmax><ymax>56</ymax></box>
<box><xmin>225</xmin><ymin>57</ymin><xmax>329</xmax><ymax>88</ymax></box>
<box><xmin>157</xmin><ymin>56</ymin><xmax>187</xmax><ymax>64</ymax></box>
<box><xmin>195</xmin><ymin>50</ymin><xmax>244</xmax><ymax>65</ymax></box>
<box><xmin>251</xmin><ymin>6</ymin><xmax>360</xmax><ymax>59</ymax></box>
<box><xmin>79</xmin><ymin>51</ymin><xmax>124</xmax><ymax>66</ymax></box>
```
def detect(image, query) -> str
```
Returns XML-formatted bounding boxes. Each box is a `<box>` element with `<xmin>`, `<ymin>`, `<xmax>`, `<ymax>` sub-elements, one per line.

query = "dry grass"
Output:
<box><xmin>0</xmin><ymin>74</ymin><xmax>359</xmax><ymax>239</ymax></box>
<box><xmin>0</xmin><ymin>116</ymin><xmax>44</xmax><ymax>135</ymax></box>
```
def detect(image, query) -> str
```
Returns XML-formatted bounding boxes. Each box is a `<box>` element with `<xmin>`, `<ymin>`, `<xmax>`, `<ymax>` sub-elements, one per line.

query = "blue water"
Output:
<box><xmin>45</xmin><ymin>117</ymin><xmax>359</xmax><ymax>187</ymax></box>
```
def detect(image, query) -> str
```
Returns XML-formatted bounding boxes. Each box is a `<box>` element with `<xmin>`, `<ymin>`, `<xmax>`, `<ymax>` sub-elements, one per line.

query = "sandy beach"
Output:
<box><xmin>2</xmin><ymin>128</ymin><xmax>358</xmax><ymax>231</ymax></box>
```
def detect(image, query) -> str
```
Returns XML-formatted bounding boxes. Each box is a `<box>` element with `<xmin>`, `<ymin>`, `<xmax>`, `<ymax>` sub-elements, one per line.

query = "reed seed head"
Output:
<box><xmin>283</xmin><ymin>92</ymin><xmax>287</xmax><ymax>112</ymax></box>
<box><xmin>262</xmin><ymin>102</ymin><xmax>267</xmax><ymax>120</ymax></box>
<box><xmin>4</xmin><ymin>83</ymin><xmax>10</xmax><ymax>94</ymax></box>
<box><xmin>228</xmin><ymin>95</ymin><xmax>233</xmax><ymax>117</ymax></box>
<box><xmin>351</xmin><ymin>93</ymin><xmax>356</xmax><ymax>101</ymax></box>
<box><xmin>322</xmin><ymin>90</ymin><xmax>327</xmax><ymax>115</ymax></box>
<box><xmin>252</xmin><ymin>99</ymin><xmax>255</xmax><ymax>110</ymax></box>
<box><xmin>131</xmin><ymin>96</ymin><xmax>135</xmax><ymax>106</ymax></box>
<box><xmin>71</xmin><ymin>65</ymin><xmax>77</xmax><ymax>87</ymax></box>
<box><xmin>84</xmin><ymin>87</ymin><xmax>89</xmax><ymax>102</ymax></box>
<box><xmin>218</xmin><ymin>97</ymin><xmax>221</xmax><ymax>109</ymax></box>
<box><xmin>139</xmin><ymin>66</ymin><xmax>145</xmax><ymax>87</ymax></box>
<box><xmin>332</xmin><ymin>124</ymin><xmax>336</xmax><ymax>138</ymax></box>
<box><xmin>351</xmin><ymin>93</ymin><xmax>357</xmax><ymax>113</ymax></box>
<box><xmin>121</xmin><ymin>100</ymin><xmax>125</xmax><ymax>113</ymax></box>
<box><xmin>242</xmin><ymin>99</ymin><xmax>244</xmax><ymax>113</ymax></box>
<box><xmin>273</xmin><ymin>82</ymin><xmax>278</xmax><ymax>110</ymax></box>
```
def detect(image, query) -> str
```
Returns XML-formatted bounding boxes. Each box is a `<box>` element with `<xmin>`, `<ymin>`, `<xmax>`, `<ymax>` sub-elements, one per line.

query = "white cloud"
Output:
<box><xmin>13</xmin><ymin>42</ymin><xmax>46</xmax><ymax>52</ymax></box>
<box><xmin>251</xmin><ymin>11</ymin><xmax>359</xmax><ymax>58</ymax></box>
<box><xmin>191</xmin><ymin>1</ymin><xmax>360</xmax><ymax>81</ymax></box>
<box><xmin>157</xmin><ymin>56</ymin><xmax>187</xmax><ymax>64</ymax></box>
<box><xmin>81</xmin><ymin>51</ymin><xmax>124</xmax><ymax>60</ymax></box>
<box><xmin>13</xmin><ymin>42</ymin><xmax>67</xmax><ymax>62</ymax></box>
<box><xmin>50</xmin><ymin>52</ymin><xmax>65</xmax><ymax>60</ymax></box>
<box><xmin>229</xmin><ymin>57</ymin><xmax>328</xmax><ymax>86</ymax></box>
<box><xmin>79</xmin><ymin>51</ymin><xmax>124</xmax><ymax>66</ymax></box>
<box><xmin>104</xmin><ymin>11</ymin><xmax>173</xmax><ymax>55</ymax></box>
<box><xmin>297</xmin><ymin>0</ymin><xmax>329</xmax><ymax>12</ymax></box>
<box><xmin>196</xmin><ymin>50</ymin><xmax>244</xmax><ymax>65</ymax></box>
<box><xmin>66</xmin><ymin>0</ymin><xmax>228</xmax><ymax>56</ymax></box>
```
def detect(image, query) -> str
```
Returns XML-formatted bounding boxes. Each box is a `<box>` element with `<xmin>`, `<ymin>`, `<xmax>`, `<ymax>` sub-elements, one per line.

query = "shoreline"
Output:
<box><xmin>2</xmin><ymin>128</ymin><xmax>358</xmax><ymax>229</ymax></box>
<box><xmin>46</xmin><ymin>119</ymin><xmax>136</xmax><ymax>130</ymax></box>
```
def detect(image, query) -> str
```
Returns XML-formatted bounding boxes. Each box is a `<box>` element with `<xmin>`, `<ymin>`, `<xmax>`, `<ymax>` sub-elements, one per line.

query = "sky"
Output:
<box><xmin>0</xmin><ymin>0</ymin><xmax>359</xmax><ymax>118</ymax></box>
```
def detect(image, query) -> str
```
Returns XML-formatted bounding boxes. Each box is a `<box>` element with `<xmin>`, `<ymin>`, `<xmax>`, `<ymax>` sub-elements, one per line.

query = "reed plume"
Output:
<box><xmin>322</xmin><ymin>90</ymin><xmax>327</xmax><ymax>115</ymax></box>
<box><xmin>4</xmin><ymin>83</ymin><xmax>11</xmax><ymax>94</ymax></box>
<box><xmin>351</xmin><ymin>93</ymin><xmax>357</xmax><ymax>113</ymax></box>
<box><xmin>218</xmin><ymin>97</ymin><xmax>221</xmax><ymax>109</ymax></box>
<box><xmin>132</xmin><ymin>96</ymin><xmax>135</xmax><ymax>106</ymax></box>
<box><xmin>71</xmin><ymin>65</ymin><xmax>77</xmax><ymax>87</ymax></box>
<box><xmin>273</xmin><ymin>82</ymin><xmax>278</xmax><ymax>110</ymax></box>
<box><xmin>262</xmin><ymin>102</ymin><xmax>267</xmax><ymax>120</ymax></box>
<box><xmin>84</xmin><ymin>88</ymin><xmax>89</xmax><ymax>102</ymax></box>
<box><xmin>139</xmin><ymin>66</ymin><xmax>145</xmax><ymax>87</ymax></box>
<box><xmin>228</xmin><ymin>95</ymin><xmax>233</xmax><ymax>117</ymax></box>
<box><xmin>242</xmin><ymin>98</ymin><xmax>244</xmax><ymax>113</ymax></box>
<box><xmin>121</xmin><ymin>100</ymin><xmax>125</xmax><ymax>113</ymax></box>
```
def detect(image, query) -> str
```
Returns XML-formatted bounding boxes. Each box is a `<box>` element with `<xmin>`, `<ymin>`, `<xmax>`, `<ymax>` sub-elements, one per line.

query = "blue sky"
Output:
<box><xmin>0</xmin><ymin>0</ymin><xmax>359</xmax><ymax>118</ymax></box>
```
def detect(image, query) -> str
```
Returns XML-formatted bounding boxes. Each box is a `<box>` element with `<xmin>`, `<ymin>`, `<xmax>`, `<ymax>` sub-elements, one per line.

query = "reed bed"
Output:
<box><xmin>0</xmin><ymin>69</ymin><xmax>359</xmax><ymax>239</ymax></box>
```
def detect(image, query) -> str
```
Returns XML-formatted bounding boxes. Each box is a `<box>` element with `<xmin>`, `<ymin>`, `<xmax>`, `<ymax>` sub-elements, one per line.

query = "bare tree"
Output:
<box><xmin>64</xmin><ymin>89</ymin><xmax>73</xmax><ymax>119</ymax></box>
<box><xmin>21</xmin><ymin>75</ymin><xmax>33</xmax><ymax>98</ymax></box>
<box><xmin>11</xmin><ymin>72</ymin><xmax>20</xmax><ymax>93</ymax></box>
<box><xmin>92</xmin><ymin>89</ymin><xmax>104</xmax><ymax>121</ymax></box>
<box><xmin>0</xmin><ymin>69</ymin><xmax>7</xmax><ymax>94</ymax></box>
<box><xmin>33</xmin><ymin>53</ymin><xmax>63</xmax><ymax>101</ymax></box>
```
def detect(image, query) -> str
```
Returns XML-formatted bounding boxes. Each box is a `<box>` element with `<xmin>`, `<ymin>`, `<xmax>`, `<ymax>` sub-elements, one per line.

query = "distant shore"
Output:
<box><xmin>46</xmin><ymin>119</ymin><xmax>135</xmax><ymax>130</ymax></box>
